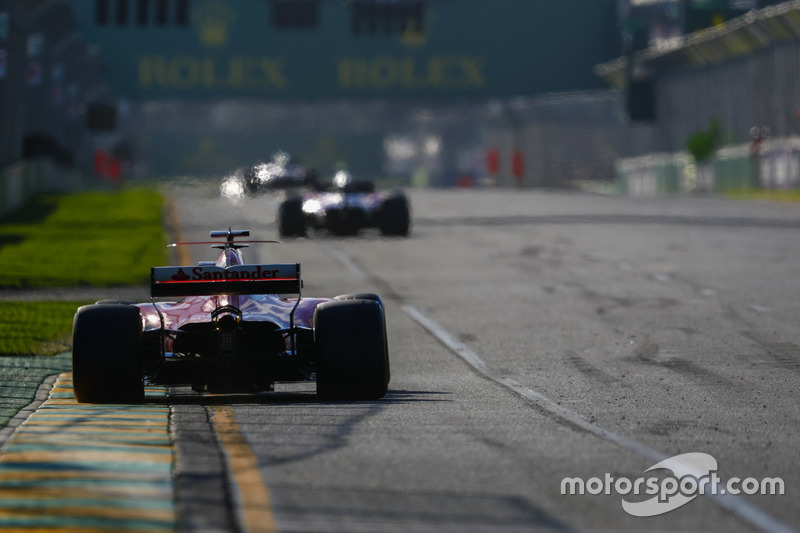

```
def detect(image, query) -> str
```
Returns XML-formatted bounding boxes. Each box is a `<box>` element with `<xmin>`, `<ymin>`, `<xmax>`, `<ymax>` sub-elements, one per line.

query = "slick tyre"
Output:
<box><xmin>333</xmin><ymin>293</ymin><xmax>390</xmax><ymax>384</ymax></box>
<box><xmin>278</xmin><ymin>197</ymin><xmax>307</xmax><ymax>237</ymax></box>
<box><xmin>314</xmin><ymin>299</ymin><xmax>390</xmax><ymax>401</ymax></box>
<box><xmin>378</xmin><ymin>194</ymin><xmax>410</xmax><ymax>237</ymax></box>
<box><xmin>72</xmin><ymin>304</ymin><xmax>144</xmax><ymax>404</ymax></box>
<box><xmin>333</xmin><ymin>293</ymin><xmax>382</xmax><ymax>303</ymax></box>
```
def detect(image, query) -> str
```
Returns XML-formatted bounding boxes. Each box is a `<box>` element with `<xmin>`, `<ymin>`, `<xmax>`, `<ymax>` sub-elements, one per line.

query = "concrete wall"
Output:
<box><xmin>0</xmin><ymin>160</ymin><xmax>87</xmax><ymax>218</ymax></box>
<box><xmin>617</xmin><ymin>136</ymin><xmax>800</xmax><ymax>195</ymax></box>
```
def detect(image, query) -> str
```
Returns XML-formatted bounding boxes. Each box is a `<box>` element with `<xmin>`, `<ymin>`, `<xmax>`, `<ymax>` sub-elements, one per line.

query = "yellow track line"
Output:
<box><xmin>213</xmin><ymin>406</ymin><xmax>278</xmax><ymax>533</ymax></box>
<box><xmin>170</xmin><ymin>192</ymin><xmax>275</xmax><ymax>530</ymax></box>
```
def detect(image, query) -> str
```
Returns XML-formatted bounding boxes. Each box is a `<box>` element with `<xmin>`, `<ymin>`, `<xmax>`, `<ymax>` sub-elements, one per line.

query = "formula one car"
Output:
<box><xmin>72</xmin><ymin>229</ymin><xmax>390</xmax><ymax>403</ymax></box>
<box><xmin>278</xmin><ymin>168</ymin><xmax>410</xmax><ymax>237</ymax></box>
<box><xmin>221</xmin><ymin>152</ymin><xmax>316</xmax><ymax>199</ymax></box>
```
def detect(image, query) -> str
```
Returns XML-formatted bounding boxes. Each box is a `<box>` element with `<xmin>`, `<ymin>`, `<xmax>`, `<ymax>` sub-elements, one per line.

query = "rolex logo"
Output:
<box><xmin>193</xmin><ymin>0</ymin><xmax>236</xmax><ymax>48</ymax></box>
<box><xmin>399</xmin><ymin>8</ymin><xmax>433</xmax><ymax>48</ymax></box>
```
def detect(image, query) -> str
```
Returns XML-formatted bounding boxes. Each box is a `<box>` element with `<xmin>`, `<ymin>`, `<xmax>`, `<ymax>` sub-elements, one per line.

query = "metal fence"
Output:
<box><xmin>616</xmin><ymin>33</ymin><xmax>800</xmax><ymax>194</ymax></box>
<box><xmin>136</xmin><ymin>91</ymin><xmax>622</xmax><ymax>190</ymax></box>
<box><xmin>376</xmin><ymin>90</ymin><xmax>620</xmax><ymax>189</ymax></box>
<box><xmin>479</xmin><ymin>92</ymin><xmax>620</xmax><ymax>188</ymax></box>
<box><xmin>0</xmin><ymin>0</ymin><xmax>110</xmax><ymax>217</ymax></box>
<box><xmin>628</xmin><ymin>41</ymin><xmax>800</xmax><ymax>155</ymax></box>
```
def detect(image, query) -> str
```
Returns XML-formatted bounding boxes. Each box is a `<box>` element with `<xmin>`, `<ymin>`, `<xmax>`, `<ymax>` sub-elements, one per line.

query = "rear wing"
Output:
<box><xmin>151</xmin><ymin>263</ymin><xmax>301</xmax><ymax>297</ymax></box>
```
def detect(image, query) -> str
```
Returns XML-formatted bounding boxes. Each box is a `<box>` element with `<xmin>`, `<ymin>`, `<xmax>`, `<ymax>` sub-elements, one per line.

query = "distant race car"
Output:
<box><xmin>71</xmin><ymin>229</ymin><xmax>390</xmax><ymax>403</ymax></box>
<box><xmin>277</xmin><ymin>169</ymin><xmax>411</xmax><ymax>237</ymax></box>
<box><xmin>221</xmin><ymin>152</ymin><xmax>316</xmax><ymax>198</ymax></box>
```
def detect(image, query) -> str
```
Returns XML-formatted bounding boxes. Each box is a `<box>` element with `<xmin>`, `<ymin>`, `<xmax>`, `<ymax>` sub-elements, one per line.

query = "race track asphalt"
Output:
<box><xmin>169</xmin><ymin>185</ymin><xmax>800</xmax><ymax>532</ymax></box>
<box><xmin>2</xmin><ymin>184</ymin><xmax>799</xmax><ymax>532</ymax></box>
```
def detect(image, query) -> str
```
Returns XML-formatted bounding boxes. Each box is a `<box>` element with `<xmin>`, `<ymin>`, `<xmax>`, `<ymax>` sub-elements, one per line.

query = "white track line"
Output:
<box><xmin>401</xmin><ymin>304</ymin><xmax>794</xmax><ymax>533</ymax></box>
<box><xmin>318</xmin><ymin>241</ymin><xmax>795</xmax><ymax>533</ymax></box>
<box><xmin>401</xmin><ymin>305</ymin><xmax>663</xmax><ymax>459</ymax></box>
<box><xmin>314</xmin><ymin>239</ymin><xmax>369</xmax><ymax>278</ymax></box>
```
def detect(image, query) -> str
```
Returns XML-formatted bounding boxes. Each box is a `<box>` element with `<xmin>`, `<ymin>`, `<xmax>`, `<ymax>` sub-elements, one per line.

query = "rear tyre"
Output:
<box><xmin>333</xmin><ymin>293</ymin><xmax>382</xmax><ymax>303</ymax></box>
<box><xmin>332</xmin><ymin>293</ymin><xmax>390</xmax><ymax>385</ymax></box>
<box><xmin>278</xmin><ymin>197</ymin><xmax>307</xmax><ymax>237</ymax></box>
<box><xmin>72</xmin><ymin>304</ymin><xmax>144</xmax><ymax>404</ymax></box>
<box><xmin>378</xmin><ymin>193</ymin><xmax>410</xmax><ymax>237</ymax></box>
<box><xmin>314</xmin><ymin>299</ymin><xmax>389</xmax><ymax>401</ymax></box>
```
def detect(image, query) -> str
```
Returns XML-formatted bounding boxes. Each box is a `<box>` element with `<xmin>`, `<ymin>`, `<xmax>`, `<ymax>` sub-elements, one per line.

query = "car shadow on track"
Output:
<box><xmin>156</xmin><ymin>387</ymin><xmax>452</xmax><ymax>406</ymax></box>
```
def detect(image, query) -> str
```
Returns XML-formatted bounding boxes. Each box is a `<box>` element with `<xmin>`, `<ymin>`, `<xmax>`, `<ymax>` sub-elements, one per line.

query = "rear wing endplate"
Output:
<box><xmin>151</xmin><ymin>263</ymin><xmax>301</xmax><ymax>297</ymax></box>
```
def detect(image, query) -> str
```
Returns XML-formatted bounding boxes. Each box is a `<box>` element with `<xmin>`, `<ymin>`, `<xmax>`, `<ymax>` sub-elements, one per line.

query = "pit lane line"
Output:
<box><xmin>315</xmin><ymin>238</ymin><xmax>796</xmax><ymax>533</ymax></box>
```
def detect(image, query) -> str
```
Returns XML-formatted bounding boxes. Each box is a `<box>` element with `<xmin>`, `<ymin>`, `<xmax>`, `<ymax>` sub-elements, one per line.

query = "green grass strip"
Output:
<box><xmin>0</xmin><ymin>301</ymin><xmax>92</xmax><ymax>356</ymax></box>
<box><xmin>723</xmin><ymin>188</ymin><xmax>800</xmax><ymax>203</ymax></box>
<box><xmin>0</xmin><ymin>187</ymin><xmax>167</xmax><ymax>357</ymax></box>
<box><xmin>0</xmin><ymin>188</ymin><xmax>167</xmax><ymax>289</ymax></box>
